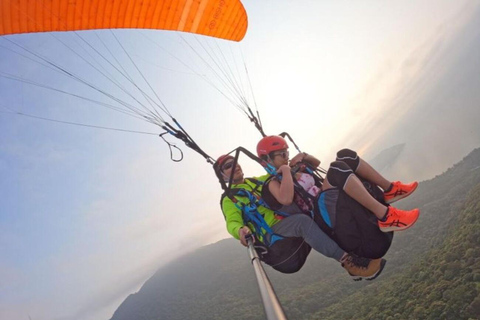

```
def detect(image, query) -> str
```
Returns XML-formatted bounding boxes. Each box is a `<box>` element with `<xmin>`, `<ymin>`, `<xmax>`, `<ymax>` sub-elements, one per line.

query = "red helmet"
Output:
<box><xmin>257</xmin><ymin>135</ymin><xmax>288</xmax><ymax>157</ymax></box>
<box><xmin>215</xmin><ymin>154</ymin><xmax>234</xmax><ymax>167</ymax></box>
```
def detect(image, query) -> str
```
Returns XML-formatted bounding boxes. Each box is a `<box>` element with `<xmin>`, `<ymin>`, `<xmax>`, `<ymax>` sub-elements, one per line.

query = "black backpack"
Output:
<box><xmin>313</xmin><ymin>180</ymin><xmax>394</xmax><ymax>259</ymax></box>
<box><xmin>255</xmin><ymin>236</ymin><xmax>311</xmax><ymax>274</ymax></box>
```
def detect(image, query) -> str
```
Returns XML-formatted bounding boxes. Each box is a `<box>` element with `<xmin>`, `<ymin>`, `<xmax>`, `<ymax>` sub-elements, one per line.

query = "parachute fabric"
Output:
<box><xmin>0</xmin><ymin>0</ymin><xmax>248</xmax><ymax>41</ymax></box>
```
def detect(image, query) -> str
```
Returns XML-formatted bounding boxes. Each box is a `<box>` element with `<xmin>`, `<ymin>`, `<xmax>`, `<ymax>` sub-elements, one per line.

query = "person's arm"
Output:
<box><xmin>290</xmin><ymin>152</ymin><xmax>321</xmax><ymax>168</ymax></box>
<box><xmin>261</xmin><ymin>179</ymin><xmax>283</xmax><ymax>211</ymax></box>
<box><xmin>222</xmin><ymin>197</ymin><xmax>253</xmax><ymax>246</ymax></box>
<box><xmin>222</xmin><ymin>196</ymin><xmax>246</xmax><ymax>240</ymax></box>
<box><xmin>267</xmin><ymin>165</ymin><xmax>294</xmax><ymax>205</ymax></box>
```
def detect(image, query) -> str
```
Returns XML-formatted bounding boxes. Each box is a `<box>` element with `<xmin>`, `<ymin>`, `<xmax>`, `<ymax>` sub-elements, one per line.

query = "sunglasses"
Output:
<box><xmin>222</xmin><ymin>161</ymin><xmax>235</xmax><ymax>171</ymax></box>
<box><xmin>272</xmin><ymin>150</ymin><xmax>289</xmax><ymax>159</ymax></box>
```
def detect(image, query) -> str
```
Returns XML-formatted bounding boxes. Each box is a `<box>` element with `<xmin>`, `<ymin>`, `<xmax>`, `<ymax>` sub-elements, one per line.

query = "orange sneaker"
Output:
<box><xmin>384</xmin><ymin>181</ymin><xmax>418</xmax><ymax>204</ymax></box>
<box><xmin>378</xmin><ymin>207</ymin><xmax>420</xmax><ymax>232</ymax></box>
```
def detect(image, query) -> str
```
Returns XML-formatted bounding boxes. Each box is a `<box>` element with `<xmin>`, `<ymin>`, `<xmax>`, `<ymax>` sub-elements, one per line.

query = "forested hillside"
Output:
<box><xmin>110</xmin><ymin>149</ymin><xmax>480</xmax><ymax>320</ymax></box>
<box><xmin>311</xmin><ymin>183</ymin><xmax>480</xmax><ymax>320</ymax></box>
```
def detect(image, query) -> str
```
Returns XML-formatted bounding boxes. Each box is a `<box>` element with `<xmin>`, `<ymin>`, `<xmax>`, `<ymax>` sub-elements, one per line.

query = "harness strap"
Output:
<box><xmin>229</xmin><ymin>187</ymin><xmax>286</xmax><ymax>247</ymax></box>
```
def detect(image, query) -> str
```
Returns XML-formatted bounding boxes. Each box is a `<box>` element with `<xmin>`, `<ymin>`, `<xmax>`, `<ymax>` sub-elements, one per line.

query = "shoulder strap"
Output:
<box><xmin>220</xmin><ymin>186</ymin><xmax>283</xmax><ymax>246</ymax></box>
<box><xmin>244</xmin><ymin>177</ymin><xmax>265</xmax><ymax>195</ymax></box>
<box><xmin>219</xmin><ymin>187</ymin><xmax>243</xmax><ymax>216</ymax></box>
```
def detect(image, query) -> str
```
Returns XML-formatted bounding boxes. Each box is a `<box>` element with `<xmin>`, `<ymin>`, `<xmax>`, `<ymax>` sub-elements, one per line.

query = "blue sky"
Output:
<box><xmin>1</xmin><ymin>1</ymin><xmax>480</xmax><ymax>320</ymax></box>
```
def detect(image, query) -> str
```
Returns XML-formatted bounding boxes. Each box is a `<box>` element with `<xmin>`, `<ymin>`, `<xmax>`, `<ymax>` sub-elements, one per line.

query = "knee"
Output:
<box><xmin>336</xmin><ymin>148</ymin><xmax>360</xmax><ymax>171</ymax></box>
<box><xmin>289</xmin><ymin>213</ymin><xmax>311</xmax><ymax>225</ymax></box>
<box><xmin>327</xmin><ymin>161</ymin><xmax>354</xmax><ymax>189</ymax></box>
<box><xmin>287</xmin><ymin>214</ymin><xmax>313</xmax><ymax>231</ymax></box>
<box><xmin>296</xmin><ymin>214</ymin><xmax>312</xmax><ymax>223</ymax></box>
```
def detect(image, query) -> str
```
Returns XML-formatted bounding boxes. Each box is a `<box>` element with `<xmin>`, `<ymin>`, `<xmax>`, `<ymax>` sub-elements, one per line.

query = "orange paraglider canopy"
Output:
<box><xmin>0</xmin><ymin>0</ymin><xmax>248</xmax><ymax>41</ymax></box>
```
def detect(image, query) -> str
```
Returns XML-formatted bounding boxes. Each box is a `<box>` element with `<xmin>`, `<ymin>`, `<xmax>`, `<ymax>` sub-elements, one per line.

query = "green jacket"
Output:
<box><xmin>221</xmin><ymin>174</ymin><xmax>280</xmax><ymax>241</ymax></box>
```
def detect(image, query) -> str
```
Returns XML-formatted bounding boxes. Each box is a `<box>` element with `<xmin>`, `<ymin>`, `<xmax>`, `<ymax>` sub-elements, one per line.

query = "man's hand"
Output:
<box><xmin>290</xmin><ymin>152</ymin><xmax>321</xmax><ymax>169</ymax></box>
<box><xmin>289</xmin><ymin>152</ymin><xmax>307</xmax><ymax>167</ymax></box>
<box><xmin>239</xmin><ymin>226</ymin><xmax>253</xmax><ymax>247</ymax></box>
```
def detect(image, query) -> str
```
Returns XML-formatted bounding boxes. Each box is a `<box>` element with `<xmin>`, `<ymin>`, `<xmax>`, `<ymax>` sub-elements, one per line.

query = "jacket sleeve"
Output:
<box><xmin>221</xmin><ymin>196</ymin><xmax>245</xmax><ymax>240</ymax></box>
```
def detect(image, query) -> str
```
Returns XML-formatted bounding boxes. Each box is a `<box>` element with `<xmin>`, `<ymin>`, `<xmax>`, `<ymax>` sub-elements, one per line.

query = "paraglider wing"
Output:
<box><xmin>0</xmin><ymin>0</ymin><xmax>248</xmax><ymax>41</ymax></box>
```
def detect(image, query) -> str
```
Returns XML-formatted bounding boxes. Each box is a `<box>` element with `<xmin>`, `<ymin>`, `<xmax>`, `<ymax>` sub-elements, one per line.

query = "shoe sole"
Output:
<box><xmin>385</xmin><ymin>183</ymin><xmax>418</xmax><ymax>204</ymax></box>
<box><xmin>379</xmin><ymin>210</ymin><xmax>420</xmax><ymax>232</ymax></box>
<box><xmin>351</xmin><ymin>259</ymin><xmax>387</xmax><ymax>281</ymax></box>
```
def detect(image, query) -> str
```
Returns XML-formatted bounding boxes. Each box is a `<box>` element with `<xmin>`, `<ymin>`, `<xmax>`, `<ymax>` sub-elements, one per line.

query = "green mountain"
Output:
<box><xmin>368</xmin><ymin>143</ymin><xmax>405</xmax><ymax>173</ymax></box>
<box><xmin>312</xmin><ymin>183</ymin><xmax>480</xmax><ymax>320</ymax></box>
<box><xmin>110</xmin><ymin>149</ymin><xmax>480</xmax><ymax>320</ymax></box>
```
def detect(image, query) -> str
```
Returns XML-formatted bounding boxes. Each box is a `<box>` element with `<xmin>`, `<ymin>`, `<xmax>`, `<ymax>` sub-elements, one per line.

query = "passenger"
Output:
<box><xmin>257</xmin><ymin>135</ymin><xmax>419</xmax><ymax>259</ymax></box>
